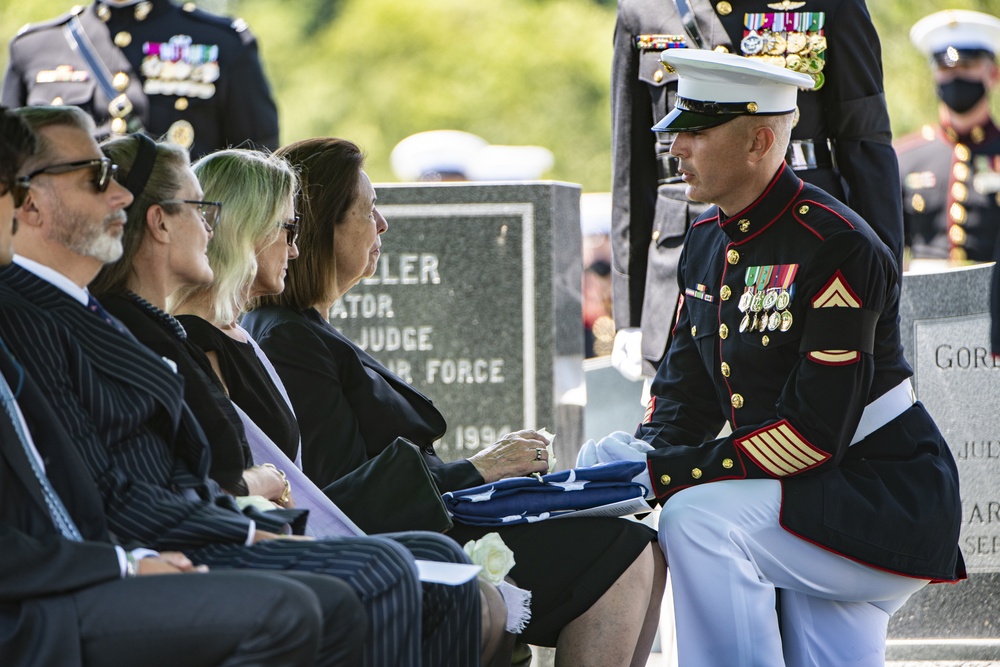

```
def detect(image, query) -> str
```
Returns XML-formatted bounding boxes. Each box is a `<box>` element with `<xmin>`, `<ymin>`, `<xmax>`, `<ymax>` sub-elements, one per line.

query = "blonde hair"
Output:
<box><xmin>170</xmin><ymin>149</ymin><xmax>297</xmax><ymax>325</ymax></box>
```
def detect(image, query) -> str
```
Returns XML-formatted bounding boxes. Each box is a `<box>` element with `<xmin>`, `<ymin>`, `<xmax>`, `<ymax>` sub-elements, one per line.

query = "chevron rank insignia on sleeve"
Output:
<box><xmin>808</xmin><ymin>270</ymin><xmax>861</xmax><ymax>365</ymax></box>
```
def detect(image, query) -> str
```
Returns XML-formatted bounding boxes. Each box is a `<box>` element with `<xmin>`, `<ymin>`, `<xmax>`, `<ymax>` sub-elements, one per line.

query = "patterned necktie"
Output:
<box><xmin>0</xmin><ymin>363</ymin><xmax>84</xmax><ymax>541</ymax></box>
<box><xmin>86</xmin><ymin>294</ymin><xmax>131</xmax><ymax>336</ymax></box>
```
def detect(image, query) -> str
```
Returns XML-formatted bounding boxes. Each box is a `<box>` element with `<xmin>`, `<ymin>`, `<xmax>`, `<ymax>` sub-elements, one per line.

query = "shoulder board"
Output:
<box><xmin>179</xmin><ymin>3</ymin><xmax>257</xmax><ymax>44</ymax></box>
<box><xmin>14</xmin><ymin>5</ymin><xmax>83</xmax><ymax>38</ymax></box>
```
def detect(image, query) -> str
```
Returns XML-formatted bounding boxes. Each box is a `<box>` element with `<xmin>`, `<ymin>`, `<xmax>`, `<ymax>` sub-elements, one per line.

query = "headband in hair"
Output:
<box><xmin>122</xmin><ymin>133</ymin><xmax>158</xmax><ymax>199</ymax></box>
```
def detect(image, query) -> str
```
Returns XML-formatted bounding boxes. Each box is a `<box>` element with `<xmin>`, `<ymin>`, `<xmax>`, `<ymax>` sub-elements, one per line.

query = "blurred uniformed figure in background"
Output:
<box><xmin>390</xmin><ymin>130</ymin><xmax>554</xmax><ymax>182</ymax></box>
<box><xmin>2</xmin><ymin>0</ymin><xmax>278</xmax><ymax>158</ymax></box>
<box><xmin>610</xmin><ymin>0</ymin><xmax>902</xmax><ymax>387</ymax></box>
<box><xmin>897</xmin><ymin>10</ymin><xmax>1000</xmax><ymax>273</ymax></box>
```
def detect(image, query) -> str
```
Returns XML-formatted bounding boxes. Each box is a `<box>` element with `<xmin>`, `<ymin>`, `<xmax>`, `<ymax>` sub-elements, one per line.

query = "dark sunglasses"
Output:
<box><xmin>281</xmin><ymin>214</ymin><xmax>300</xmax><ymax>246</ymax></box>
<box><xmin>0</xmin><ymin>181</ymin><xmax>29</xmax><ymax>208</ymax></box>
<box><xmin>18</xmin><ymin>157</ymin><xmax>119</xmax><ymax>193</ymax></box>
<box><xmin>159</xmin><ymin>199</ymin><xmax>223</xmax><ymax>231</ymax></box>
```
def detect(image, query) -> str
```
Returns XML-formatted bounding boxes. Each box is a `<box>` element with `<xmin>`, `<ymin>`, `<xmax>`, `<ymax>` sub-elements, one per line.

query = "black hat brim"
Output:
<box><xmin>651</xmin><ymin>107</ymin><xmax>739</xmax><ymax>133</ymax></box>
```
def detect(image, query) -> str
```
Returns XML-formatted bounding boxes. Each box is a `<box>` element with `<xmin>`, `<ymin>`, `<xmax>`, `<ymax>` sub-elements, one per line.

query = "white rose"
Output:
<box><xmin>463</xmin><ymin>532</ymin><xmax>516</xmax><ymax>586</ymax></box>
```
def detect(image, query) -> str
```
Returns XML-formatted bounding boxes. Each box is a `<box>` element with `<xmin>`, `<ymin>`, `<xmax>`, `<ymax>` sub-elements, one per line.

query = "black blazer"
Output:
<box><xmin>243</xmin><ymin>306</ymin><xmax>482</xmax><ymax>493</ymax></box>
<box><xmin>0</xmin><ymin>266</ymin><xmax>253</xmax><ymax>550</ymax></box>
<box><xmin>0</xmin><ymin>346</ymin><xmax>122</xmax><ymax>666</ymax></box>
<box><xmin>99</xmin><ymin>293</ymin><xmax>252</xmax><ymax>495</ymax></box>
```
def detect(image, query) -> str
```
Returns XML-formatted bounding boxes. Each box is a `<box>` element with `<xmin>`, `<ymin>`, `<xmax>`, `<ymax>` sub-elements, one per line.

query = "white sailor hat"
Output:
<box><xmin>390</xmin><ymin>130</ymin><xmax>487</xmax><ymax>181</ymax></box>
<box><xmin>652</xmin><ymin>49</ymin><xmax>814</xmax><ymax>133</ymax></box>
<box><xmin>465</xmin><ymin>144</ymin><xmax>554</xmax><ymax>181</ymax></box>
<box><xmin>911</xmin><ymin>10</ymin><xmax>1000</xmax><ymax>66</ymax></box>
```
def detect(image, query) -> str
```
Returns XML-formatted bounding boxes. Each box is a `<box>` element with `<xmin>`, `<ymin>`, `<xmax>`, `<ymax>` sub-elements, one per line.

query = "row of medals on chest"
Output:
<box><xmin>741</xmin><ymin>30</ymin><xmax>826</xmax><ymax>75</ymax></box>
<box><xmin>735</xmin><ymin>286</ymin><xmax>794</xmax><ymax>333</ymax></box>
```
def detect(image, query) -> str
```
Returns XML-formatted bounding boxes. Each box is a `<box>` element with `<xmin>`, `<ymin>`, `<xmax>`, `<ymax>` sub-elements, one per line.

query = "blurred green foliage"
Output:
<box><xmin>3</xmin><ymin>0</ymin><xmax>1000</xmax><ymax>190</ymax></box>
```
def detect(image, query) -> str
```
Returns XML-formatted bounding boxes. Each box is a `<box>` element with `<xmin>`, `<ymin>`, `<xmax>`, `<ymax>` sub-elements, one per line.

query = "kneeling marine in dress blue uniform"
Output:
<box><xmin>619</xmin><ymin>48</ymin><xmax>964</xmax><ymax>666</ymax></box>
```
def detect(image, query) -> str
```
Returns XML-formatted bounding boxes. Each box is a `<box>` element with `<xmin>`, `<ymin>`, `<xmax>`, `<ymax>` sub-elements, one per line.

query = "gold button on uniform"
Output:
<box><xmin>720</xmin><ymin>362</ymin><xmax>730</xmax><ymax>377</ymax></box>
<box><xmin>951</xmin><ymin>182</ymin><xmax>968</xmax><ymax>202</ymax></box>
<box><xmin>762</xmin><ymin>335</ymin><xmax>770</xmax><ymax>346</ymax></box>
<box><xmin>950</xmin><ymin>247</ymin><xmax>968</xmax><ymax>262</ymax></box>
<box><xmin>731</xmin><ymin>393</ymin><xmax>744</xmax><ymax>409</ymax></box>
<box><xmin>972</xmin><ymin>125</ymin><xmax>985</xmax><ymax>144</ymax></box>
<box><xmin>720</xmin><ymin>285</ymin><xmax>731</xmax><ymax>300</ymax></box>
<box><xmin>111</xmin><ymin>117</ymin><xmax>127</xmax><ymax>134</ymax></box>
<box><xmin>660</xmin><ymin>474</ymin><xmax>671</xmax><ymax>486</ymax></box>
<box><xmin>949</xmin><ymin>224</ymin><xmax>967</xmax><ymax>245</ymax></box>
<box><xmin>716</xmin><ymin>1</ymin><xmax>733</xmax><ymax>15</ymax></box>
<box><xmin>653</xmin><ymin>69</ymin><xmax>664</xmax><ymax>83</ymax></box>
<box><xmin>114</xmin><ymin>31</ymin><xmax>132</xmax><ymax>47</ymax></box>
<box><xmin>738</xmin><ymin>218</ymin><xmax>750</xmax><ymax>232</ymax></box>
<box><xmin>719</xmin><ymin>324</ymin><xmax>729</xmax><ymax>339</ymax></box>
<box><xmin>954</xmin><ymin>162</ymin><xmax>970</xmax><ymax>181</ymax></box>
<box><xmin>652</xmin><ymin>229</ymin><xmax>660</xmax><ymax>242</ymax></box>
<box><xmin>722</xmin><ymin>458</ymin><xmax>734</xmax><ymax>469</ymax></box>
<box><xmin>691</xmin><ymin>325</ymin><xmax>697</xmax><ymax>337</ymax></box>
<box><xmin>746</xmin><ymin>101</ymin><xmax>758</xmax><ymax>113</ymax></box>
<box><xmin>175</xmin><ymin>97</ymin><xmax>189</xmax><ymax>111</ymax></box>
<box><xmin>714</xmin><ymin>45</ymin><xmax>729</xmax><ymax>53</ymax></box>
<box><xmin>955</xmin><ymin>144</ymin><xmax>971</xmax><ymax>162</ymax></box>
<box><xmin>727</xmin><ymin>249</ymin><xmax>740</xmax><ymax>265</ymax></box>
<box><xmin>798</xmin><ymin>204</ymin><xmax>810</xmax><ymax>215</ymax></box>
<box><xmin>51</xmin><ymin>96</ymin><xmax>64</xmax><ymax>105</ymax></box>
<box><xmin>112</xmin><ymin>71</ymin><xmax>129</xmax><ymax>91</ymax></box>
<box><xmin>691</xmin><ymin>468</ymin><xmax>703</xmax><ymax>479</ymax></box>
<box><xmin>911</xmin><ymin>193</ymin><xmax>925</xmax><ymax>212</ymax></box>
<box><xmin>950</xmin><ymin>202</ymin><xmax>967</xmax><ymax>224</ymax></box>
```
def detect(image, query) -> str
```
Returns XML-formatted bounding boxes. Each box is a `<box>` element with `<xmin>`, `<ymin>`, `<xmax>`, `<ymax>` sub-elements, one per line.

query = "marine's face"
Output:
<box><xmin>668</xmin><ymin>120</ymin><xmax>745</xmax><ymax>209</ymax></box>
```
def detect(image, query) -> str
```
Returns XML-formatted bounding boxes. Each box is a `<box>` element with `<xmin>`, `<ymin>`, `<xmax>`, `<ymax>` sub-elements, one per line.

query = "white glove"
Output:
<box><xmin>576</xmin><ymin>438</ymin><xmax>599</xmax><ymax>467</ymax></box>
<box><xmin>611</xmin><ymin>327</ymin><xmax>645</xmax><ymax>382</ymax></box>
<box><xmin>596</xmin><ymin>430</ymin><xmax>652</xmax><ymax>463</ymax></box>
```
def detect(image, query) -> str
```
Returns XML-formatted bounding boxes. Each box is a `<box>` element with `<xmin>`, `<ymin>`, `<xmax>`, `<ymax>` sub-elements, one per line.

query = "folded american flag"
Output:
<box><xmin>442</xmin><ymin>461</ymin><xmax>649</xmax><ymax>526</ymax></box>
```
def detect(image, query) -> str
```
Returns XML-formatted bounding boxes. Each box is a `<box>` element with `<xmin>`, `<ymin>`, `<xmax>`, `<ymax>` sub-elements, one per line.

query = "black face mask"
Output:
<box><xmin>936</xmin><ymin>77</ymin><xmax>987</xmax><ymax>113</ymax></box>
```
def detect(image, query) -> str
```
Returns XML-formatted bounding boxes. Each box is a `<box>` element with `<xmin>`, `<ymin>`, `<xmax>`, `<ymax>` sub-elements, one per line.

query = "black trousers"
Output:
<box><xmin>72</xmin><ymin>569</ymin><xmax>361</xmax><ymax>667</ymax></box>
<box><xmin>192</xmin><ymin>531</ymin><xmax>480</xmax><ymax>667</ymax></box>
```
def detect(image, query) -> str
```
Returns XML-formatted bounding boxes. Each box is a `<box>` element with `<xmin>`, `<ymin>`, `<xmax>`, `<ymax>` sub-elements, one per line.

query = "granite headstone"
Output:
<box><xmin>887</xmin><ymin>263</ymin><xmax>1000</xmax><ymax>662</ymax></box>
<box><xmin>329</xmin><ymin>181</ymin><xmax>585</xmax><ymax>470</ymax></box>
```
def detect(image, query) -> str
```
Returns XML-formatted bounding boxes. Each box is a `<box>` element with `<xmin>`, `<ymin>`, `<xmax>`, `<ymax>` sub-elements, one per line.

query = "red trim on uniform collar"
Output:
<box><xmin>718</xmin><ymin>164</ymin><xmax>804</xmax><ymax>244</ymax></box>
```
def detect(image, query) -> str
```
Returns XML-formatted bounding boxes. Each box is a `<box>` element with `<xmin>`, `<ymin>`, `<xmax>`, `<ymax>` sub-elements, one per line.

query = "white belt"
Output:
<box><xmin>850</xmin><ymin>378</ymin><xmax>915</xmax><ymax>446</ymax></box>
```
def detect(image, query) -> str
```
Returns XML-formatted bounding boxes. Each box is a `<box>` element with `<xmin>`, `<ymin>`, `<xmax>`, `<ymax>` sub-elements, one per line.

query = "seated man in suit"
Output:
<box><xmin>0</xmin><ymin>105</ymin><xmax>364</xmax><ymax>667</ymax></box>
<box><xmin>0</xmin><ymin>104</ymin><xmax>479</xmax><ymax>667</ymax></box>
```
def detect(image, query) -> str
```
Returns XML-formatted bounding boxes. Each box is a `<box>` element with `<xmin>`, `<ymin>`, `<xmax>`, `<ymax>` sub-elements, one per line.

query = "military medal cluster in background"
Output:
<box><xmin>740</xmin><ymin>12</ymin><xmax>827</xmax><ymax>89</ymax></box>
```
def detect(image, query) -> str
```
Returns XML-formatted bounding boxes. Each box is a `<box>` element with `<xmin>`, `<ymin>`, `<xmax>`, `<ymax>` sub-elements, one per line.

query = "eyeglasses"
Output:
<box><xmin>18</xmin><ymin>158</ymin><xmax>119</xmax><ymax>193</ymax></box>
<box><xmin>0</xmin><ymin>181</ymin><xmax>29</xmax><ymax>208</ymax></box>
<box><xmin>281</xmin><ymin>214</ymin><xmax>300</xmax><ymax>246</ymax></box>
<box><xmin>159</xmin><ymin>199</ymin><xmax>223</xmax><ymax>231</ymax></box>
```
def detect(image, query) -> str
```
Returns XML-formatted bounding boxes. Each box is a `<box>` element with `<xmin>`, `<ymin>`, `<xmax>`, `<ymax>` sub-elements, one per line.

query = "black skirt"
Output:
<box><xmin>448</xmin><ymin>516</ymin><xmax>656</xmax><ymax>646</ymax></box>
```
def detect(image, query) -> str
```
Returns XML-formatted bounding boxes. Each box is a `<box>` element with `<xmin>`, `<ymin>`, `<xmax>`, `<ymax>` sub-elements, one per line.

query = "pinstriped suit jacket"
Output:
<box><xmin>0</xmin><ymin>264</ymin><xmax>253</xmax><ymax>551</ymax></box>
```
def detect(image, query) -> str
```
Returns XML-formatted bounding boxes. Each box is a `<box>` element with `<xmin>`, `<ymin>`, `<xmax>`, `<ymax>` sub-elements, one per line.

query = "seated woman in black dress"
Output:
<box><xmin>243</xmin><ymin>137</ymin><xmax>667</xmax><ymax>667</ymax></box>
<box><xmin>90</xmin><ymin>134</ymin><xmax>289</xmax><ymax>505</ymax></box>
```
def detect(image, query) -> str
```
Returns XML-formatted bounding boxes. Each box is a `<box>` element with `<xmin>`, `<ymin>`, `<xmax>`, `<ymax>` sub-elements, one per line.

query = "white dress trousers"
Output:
<box><xmin>658</xmin><ymin>479</ymin><xmax>930</xmax><ymax>667</ymax></box>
